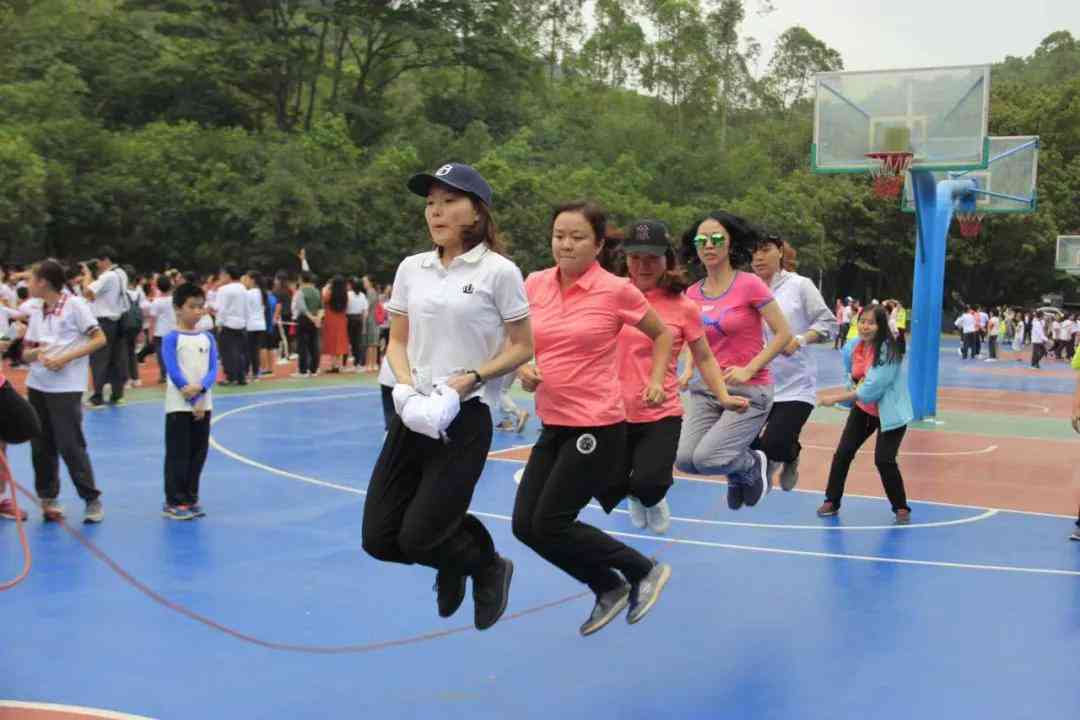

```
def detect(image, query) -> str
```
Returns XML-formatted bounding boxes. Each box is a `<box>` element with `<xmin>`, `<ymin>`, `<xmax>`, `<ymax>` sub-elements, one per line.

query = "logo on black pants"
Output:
<box><xmin>576</xmin><ymin>433</ymin><xmax>597</xmax><ymax>455</ymax></box>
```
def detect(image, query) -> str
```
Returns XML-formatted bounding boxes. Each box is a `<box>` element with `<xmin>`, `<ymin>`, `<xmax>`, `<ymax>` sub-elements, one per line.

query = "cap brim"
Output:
<box><xmin>622</xmin><ymin>244</ymin><xmax>667</xmax><ymax>256</ymax></box>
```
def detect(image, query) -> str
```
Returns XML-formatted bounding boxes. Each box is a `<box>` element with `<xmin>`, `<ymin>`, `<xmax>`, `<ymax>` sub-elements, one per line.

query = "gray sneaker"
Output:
<box><xmin>779</xmin><ymin>455</ymin><xmax>800</xmax><ymax>491</ymax></box>
<box><xmin>627</xmin><ymin>561</ymin><xmax>672</xmax><ymax>625</ymax></box>
<box><xmin>627</xmin><ymin>496</ymin><xmax>647</xmax><ymax>529</ymax></box>
<box><xmin>579</xmin><ymin>582</ymin><xmax>630</xmax><ymax>637</ymax></box>
<box><xmin>645</xmin><ymin>498</ymin><xmax>671</xmax><ymax>534</ymax></box>
<box><xmin>84</xmin><ymin>499</ymin><xmax>104</xmax><ymax>524</ymax></box>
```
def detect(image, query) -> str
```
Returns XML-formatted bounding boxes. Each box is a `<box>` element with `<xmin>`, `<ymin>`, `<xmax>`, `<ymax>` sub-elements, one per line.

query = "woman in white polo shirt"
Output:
<box><xmin>21</xmin><ymin>259</ymin><xmax>108</xmax><ymax>523</ymax></box>
<box><xmin>361</xmin><ymin>163</ymin><xmax>533</xmax><ymax>632</ymax></box>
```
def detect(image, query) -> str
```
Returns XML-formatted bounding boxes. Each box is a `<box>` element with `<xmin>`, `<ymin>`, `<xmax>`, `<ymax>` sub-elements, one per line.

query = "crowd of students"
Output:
<box><xmin>1</xmin><ymin>161</ymin><xmax>1078</xmax><ymax>637</ymax></box>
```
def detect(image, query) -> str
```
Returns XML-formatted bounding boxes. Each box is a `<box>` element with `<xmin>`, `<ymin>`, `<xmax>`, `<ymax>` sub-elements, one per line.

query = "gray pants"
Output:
<box><xmin>676</xmin><ymin>384</ymin><xmax>773</xmax><ymax>484</ymax></box>
<box><xmin>28</xmin><ymin>389</ymin><xmax>100</xmax><ymax>502</ymax></box>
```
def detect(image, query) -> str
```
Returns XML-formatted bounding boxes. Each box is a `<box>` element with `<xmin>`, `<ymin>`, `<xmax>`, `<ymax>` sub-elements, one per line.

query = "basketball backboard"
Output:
<box><xmin>812</xmin><ymin>65</ymin><xmax>991</xmax><ymax>174</ymax></box>
<box><xmin>901</xmin><ymin>136</ymin><xmax>1039</xmax><ymax>213</ymax></box>
<box><xmin>1056</xmin><ymin>235</ymin><xmax>1080</xmax><ymax>274</ymax></box>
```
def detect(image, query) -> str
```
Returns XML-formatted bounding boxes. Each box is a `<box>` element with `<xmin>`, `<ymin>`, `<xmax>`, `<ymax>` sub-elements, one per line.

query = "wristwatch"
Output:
<box><xmin>468</xmin><ymin>369</ymin><xmax>485</xmax><ymax>387</ymax></box>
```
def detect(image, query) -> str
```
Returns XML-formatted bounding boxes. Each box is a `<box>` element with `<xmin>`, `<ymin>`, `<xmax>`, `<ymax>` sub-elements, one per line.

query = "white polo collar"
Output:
<box><xmin>420</xmin><ymin>243</ymin><xmax>489</xmax><ymax>269</ymax></box>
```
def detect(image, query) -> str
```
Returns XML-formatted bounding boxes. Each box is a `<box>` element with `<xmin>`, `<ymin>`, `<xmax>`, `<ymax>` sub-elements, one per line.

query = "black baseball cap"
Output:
<box><xmin>623</xmin><ymin>219</ymin><xmax>671</xmax><ymax>256</ymax></box>
<box><xmin>407</xmin><ymin>163</ymin><xmax>493</xmax><ymax>207</ymax></box>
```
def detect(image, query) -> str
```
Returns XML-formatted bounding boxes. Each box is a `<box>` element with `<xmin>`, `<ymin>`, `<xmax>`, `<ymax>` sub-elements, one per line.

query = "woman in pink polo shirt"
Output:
<box><xmin>616</xmin><ymin>219</ymin><xmax>749</xmax><ymax>535</ymax></box>
<box><xmin>514</xmin><ymin>201</ymin><xmax>675</xmax><ymax>637</ymax></box>
<box><xmin>675</xmin><ymin>211</ymin><xmax>793</xmax><ymax>511</ymax></box>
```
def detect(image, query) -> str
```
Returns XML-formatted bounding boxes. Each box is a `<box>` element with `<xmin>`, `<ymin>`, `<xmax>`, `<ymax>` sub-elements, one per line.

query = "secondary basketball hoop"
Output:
<box><xmin>866</xmin><ymin>151</ymin><xmax>914</xmax><ymax>199</ymax></box>
<box><xmin>954</xmin><ymin>212</ymin><xmax>984</xmax><ymax>237</ymax></box>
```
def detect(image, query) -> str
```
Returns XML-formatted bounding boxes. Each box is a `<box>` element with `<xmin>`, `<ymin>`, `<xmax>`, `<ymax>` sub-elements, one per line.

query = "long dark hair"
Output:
<box><xmin>247</xmin><ymin>270</ymin><xmax>270</xmax><ymax>315</ymax></box>
<box><xmin>329</xmin><ymin>274</ymin><xmax>348</xmax><ymax>313</ymax></box>
<box><xmin>551</xmin><ymin>201</ymin><xmax>621</xmax><ymax>271</ymax></box>
<box><xmin>680</xmin><ymin>210</ymin><xmax>759</xmax><ymax>271</ymax></box>
<box><xmin>860</xmin><ymin>304</ymin><xmax>904</xmax><ymax>366</ymax></box>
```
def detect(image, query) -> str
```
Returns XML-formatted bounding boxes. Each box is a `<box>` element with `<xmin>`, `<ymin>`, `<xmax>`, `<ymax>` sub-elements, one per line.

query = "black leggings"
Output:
<box><xmin>362</xmin><ymin>400</ymin><xmax>498</xmax><ymax>577</ymax></box>
<box><xmin>825</xmin><ymin>405</ymin><xmax>909</xmax><ymax>512</ymax></box>
<box><xmin>751</xmin><ymin>400</ymin><xmax>814</xmax><ymax>465</ymax></box>
<box><xmin>622</xmin><ymin>416</ymin><xmax>681</xmax><ymax>507</ymax></box>
<box><xmin>247</xmin><ymin>330</ymin><xmax>266</xmax><ymax>376</ymax></box>
<box><xmin>513</xmin><ymin>423</ymin><xmax>652</xmax><ymax>595</ymax></box>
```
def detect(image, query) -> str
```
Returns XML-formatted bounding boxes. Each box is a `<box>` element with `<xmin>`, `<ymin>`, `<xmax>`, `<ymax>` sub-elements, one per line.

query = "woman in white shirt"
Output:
<box><xmin>751</xmin><ymin>235</ymin><xmax>836</xmax><ymax>490</ymax></box>
<box><xmin>361</xmin><ymin>163</ymin><xmax>533</xmax><ymax>632</ymax></box>
<box><xmin>244</xmin><ymin>270</ymin><xmax>269</xmax><ymax>381</ymax></box>
<box><xmin>346</xmin><ymin>276</ymin><xmax>369</xmax><ymax>372</ymax></box>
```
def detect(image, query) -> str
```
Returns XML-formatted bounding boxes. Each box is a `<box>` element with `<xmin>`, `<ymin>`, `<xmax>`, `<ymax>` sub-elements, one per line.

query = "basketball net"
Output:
<box><xmin>866</xmin><ymin>151</ymin><xmax>914</xmax><ymax>200</ymax></box>
<box><xmin>955</xmin><ymin>213</ymin><xmax>984</xmax><ymax>237</ymax></box>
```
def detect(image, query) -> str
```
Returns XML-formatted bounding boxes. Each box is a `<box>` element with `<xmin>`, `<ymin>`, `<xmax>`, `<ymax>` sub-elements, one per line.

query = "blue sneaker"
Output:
<box><xmin>162</xmin><ymin>504</ymin><xmax>194</xmax><ymax>521</ymax></box>
<box><xmin>743</xmin><ymin>450</ymin><xmax>770</xmax><ymax>507</ymax></box>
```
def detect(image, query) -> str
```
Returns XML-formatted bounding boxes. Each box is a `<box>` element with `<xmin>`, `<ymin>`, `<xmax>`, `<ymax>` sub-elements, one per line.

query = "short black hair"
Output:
<box><xmin>182</xmin><ymin>271</ymin><xmax>198</xmax><ymax>286</ymax></box>
<box><xmin>173</xmin><ymin>281</ymin><xmax>206</xmax><ymax>309</ymax></box>
<box><xmin>98</xmin><ymin>246</ymin><xmax>118</xmax><ymax>262</ymax></box>
<box><xmin>300</xmin><ymin>270</ymin><xmax>315</xmax><ymax>284</ymax></box>
<box><xmin>222</xmin><ymin>264</ymin><xmax>242</xmax><ymax>280</ymax></box>
<box><xmin>156</xmin><ymin>274</ymin><xmax>172</xmax><ymax>294</ymax></box>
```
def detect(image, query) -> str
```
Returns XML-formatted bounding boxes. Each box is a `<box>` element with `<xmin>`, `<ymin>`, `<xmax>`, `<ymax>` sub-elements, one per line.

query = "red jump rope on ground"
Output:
<box><xmin>0</xmin><ymin>450</ymin><xmax>32</xmax><ymax>591</ymax></box>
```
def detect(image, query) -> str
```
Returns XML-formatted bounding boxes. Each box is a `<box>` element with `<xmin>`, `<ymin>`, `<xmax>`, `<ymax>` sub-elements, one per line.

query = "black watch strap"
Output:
<box><xmin>469</xmin><ymin>369</ymin><xmax>485</xmax><ymax>386</ymax></box>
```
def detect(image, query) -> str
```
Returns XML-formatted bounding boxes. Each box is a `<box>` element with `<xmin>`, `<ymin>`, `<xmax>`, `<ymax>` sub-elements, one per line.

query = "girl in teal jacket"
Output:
<box><xmin>818</xmin><ymin>304</ymin><xmax>914</xmax><ymax>523</ymax></box>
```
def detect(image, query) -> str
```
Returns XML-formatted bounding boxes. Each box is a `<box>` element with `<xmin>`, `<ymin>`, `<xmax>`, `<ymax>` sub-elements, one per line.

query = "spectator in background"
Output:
<box><xmin>81</xmin><ymin>247</ymin><xmax>129</xmax><ymax>408</ymax></box>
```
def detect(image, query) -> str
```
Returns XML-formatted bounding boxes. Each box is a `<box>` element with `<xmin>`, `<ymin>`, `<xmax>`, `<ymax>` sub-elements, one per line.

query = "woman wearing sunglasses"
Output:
<box><xmin>675</xmin><ymin>212</ymin><xmax>793</xmax><ymax>510</ymax></box>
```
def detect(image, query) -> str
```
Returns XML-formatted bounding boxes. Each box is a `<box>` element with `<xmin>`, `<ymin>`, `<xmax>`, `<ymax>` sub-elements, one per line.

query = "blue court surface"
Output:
<box><xmin>2</xmin><ymin>342</ymin><xmax>1078</xmax><ymax>720</ymax></box>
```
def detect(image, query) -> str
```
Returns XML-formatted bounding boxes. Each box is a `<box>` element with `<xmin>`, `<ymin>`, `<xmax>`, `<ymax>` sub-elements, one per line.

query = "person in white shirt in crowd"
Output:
<box><xmin>19</xmin><ymin>259</ymin><xmax>108</xmax><ymax>523</ymax></box>
<box><xmin>146</xmin><ymin>274</ymin><xmax>177</xmax><ymax>384</ymax></box>
<box><xmin>80</xmin><ymin>247</ymin><xmax>130</xmax><ymax>408</ymax></box>
<box><xmin>214</xmin><ymin>265</ymin><xmax>249</xmax><ymax>386</ymax></box>
<box><xmin>750</xmin><ymin>233</ymin><xmax>836</xmax><ymax>490</ymax></box>
<box><xmin>362</xmin><ymin>163</ymin><xmax>533</xmax><ymax>632</ymax></box>
<box><xmin>955</xmin><ymin>307</ymin><xmax>978</xmax><ymax>360</ymax></box>
<box><xmin>1057</xmin><ymin>314</ymin><xmax>1075</xmax><ymax>360</ymax></box>
<box><xmin>834</xmin><ymin>297</ymin><xmax>853</xmax><ymax>350</ymax></box>
<box><xmin>975</xmin><ymin>306</ymin><xmax>989</xmax><ymax>358</ymax></box>
<box><xmin>1031</xmin><ymin>311</ymin><xmax>1049</xmax><ymax>369</ymax></box>
<box><xmin>986</xmin><ymin>310</ymin><xmax>1000</xmax><ymax>361</ymax></box>
<box><xmin>346</xmin><ymin>276</ymin><xmax>370</xmax><ymax>372</ymax></box>
<box><xmin>0</xmin><ymin>266</ymin><xmax>17</xmax><ymax>309</ymax></box>
<box><xmin>243</xmin><ymin>270</ymin><xmax>269</xmax><ymax>381</ymax></box>
<box><xmin>1050</xmin><ymin>316</ymin><xmax>1064</xmax><ymax>360</ymax></box>
<box><xmin>124</xmin><ymin>266</ymin><xmax>148</xmax><ymax>388</ymax></box>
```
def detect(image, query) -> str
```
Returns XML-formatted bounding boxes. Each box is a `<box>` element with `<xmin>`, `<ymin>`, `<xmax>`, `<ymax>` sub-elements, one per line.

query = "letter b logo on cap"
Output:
<box><xmin>435</xmin><ymin>164</ymin><xmax>453</xmax><ymax>177</ymax></box>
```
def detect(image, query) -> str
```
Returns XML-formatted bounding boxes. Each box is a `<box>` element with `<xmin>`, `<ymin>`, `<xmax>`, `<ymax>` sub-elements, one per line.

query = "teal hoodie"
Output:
<box><xmin>840</xmin><ymin>337</ymin><xmax>914</xmax><ymax>432</ymax></box>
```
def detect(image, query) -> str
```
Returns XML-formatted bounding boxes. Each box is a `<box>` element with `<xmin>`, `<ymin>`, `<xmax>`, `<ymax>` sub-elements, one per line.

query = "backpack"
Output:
<box><xmin>118</xmin><ymin>272</ymin><xmax>143</xmax><ymax>336</ymax></box>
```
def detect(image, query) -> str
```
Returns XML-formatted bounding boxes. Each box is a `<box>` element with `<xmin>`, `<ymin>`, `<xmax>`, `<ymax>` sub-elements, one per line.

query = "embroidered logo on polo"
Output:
<box><xmin>435</xmin><ymin>164</ymin><xmax>453</xmax><ymax>177</ymax></box>
<box><xmin>576</xmin><ymin>433</ymin><xmax>597</xmax><ymax>455</ymax></box>
<box><xmin>462</xmin><ymin>283</ymin><xmax>474</xmax><ymax>294</ymax></box>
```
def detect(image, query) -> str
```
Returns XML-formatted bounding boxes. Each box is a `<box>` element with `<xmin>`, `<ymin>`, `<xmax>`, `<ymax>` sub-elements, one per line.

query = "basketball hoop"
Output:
<box><xmin>955</xmin><ymin>212</ymin><xmax>984</xmax><ymax>237</ymax></box>
<box><xmin>866</xmin><ymin>151</ymin><xmax>914</xmax><ymax>200</ymax></box>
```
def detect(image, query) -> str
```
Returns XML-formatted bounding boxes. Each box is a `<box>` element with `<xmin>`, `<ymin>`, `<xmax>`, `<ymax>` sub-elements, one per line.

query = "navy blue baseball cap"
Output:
<box><xmin>407</xmin><ymin>163</ymin><xmax>493</xmax><ymax>207</ymax></box>
<box><xmin>623</xmin><ymin>219</ymin><xmax>671</xmax><ymax>256</ymax></box>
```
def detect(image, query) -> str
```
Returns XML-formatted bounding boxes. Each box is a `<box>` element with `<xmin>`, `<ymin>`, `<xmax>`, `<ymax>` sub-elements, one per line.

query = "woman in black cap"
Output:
<box><xmin>616</xmin><ymin>219</ymin><xmax>748</xmax><ymax>534</ymax></box>
<box><xmin>361</xmin><ymin>163</ymin><xmax>534</xmax><ymax>631</ymax></box>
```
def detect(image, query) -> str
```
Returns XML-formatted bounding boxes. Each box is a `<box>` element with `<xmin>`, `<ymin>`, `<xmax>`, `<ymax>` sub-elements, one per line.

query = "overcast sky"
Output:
<box><xmin>738</xmin><ymin>0</ymin><xmax>1080</xmax><ymax>73</ymax></box>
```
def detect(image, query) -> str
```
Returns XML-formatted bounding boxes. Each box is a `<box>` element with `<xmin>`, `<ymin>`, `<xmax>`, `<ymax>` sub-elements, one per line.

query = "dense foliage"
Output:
<box><xmin>2</xmin><ymin>0</ymin><xmax>1078</xmax><ymax>305</ymax></box>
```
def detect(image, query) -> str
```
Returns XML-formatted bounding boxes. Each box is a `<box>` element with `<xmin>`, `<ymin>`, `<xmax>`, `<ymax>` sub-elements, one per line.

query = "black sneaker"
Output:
<box><xmin>579</xmin><ymin>582</ymin><xmax>630</xmax><ymax>637</ymax></box>
<box><xmin>472</xmin><ymin>556</ymin><xmax>513</xmax><ymax>631</ymax></box>
<box><xmin>627</xmin><ymin>561</ymin><xmax>672</xmax><ymax>625</ymax></box>
<box><xmin>434</xmin><ymin>570</ymin><xmax>467</xmax><ymax>619</ymax></box>
<box><xmin>727</xmin><ymin>483</ymin><xmax>744</xmax><ymax>510</ymax></box>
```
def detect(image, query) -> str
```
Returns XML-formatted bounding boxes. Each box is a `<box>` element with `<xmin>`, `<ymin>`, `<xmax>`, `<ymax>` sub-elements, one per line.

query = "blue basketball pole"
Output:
<box><xmin>908</xmin><ymin>171</ymin><xmax>978</xmax><ymax>420</ymax></box>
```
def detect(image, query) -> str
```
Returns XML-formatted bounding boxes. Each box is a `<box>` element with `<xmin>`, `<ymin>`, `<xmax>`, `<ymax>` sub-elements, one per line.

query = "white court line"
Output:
<box><xmin>208</xmin><ymin>394</ymin><xmax>1079</xmax><ymax>577</ymax></box>
<box><xmin>0</xmin><ymin>700</ymin><xmax>156</xmax><ymax>719</ymax></box>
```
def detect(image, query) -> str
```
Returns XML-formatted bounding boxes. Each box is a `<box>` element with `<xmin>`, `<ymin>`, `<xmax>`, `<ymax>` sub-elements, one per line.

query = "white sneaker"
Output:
<box><xmin>645</xmin><ymin>499</ymin><xmax>671</xmax><ymax>534</ymax></box>
<box><xmin>627</xmin><ymin>497</ymin><xmax>647</xmax><ymax>529</ymax></box>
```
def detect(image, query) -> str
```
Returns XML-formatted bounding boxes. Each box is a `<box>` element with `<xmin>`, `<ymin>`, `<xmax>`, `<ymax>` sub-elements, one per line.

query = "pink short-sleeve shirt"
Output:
<box><xmin>685</xmin><ymin>272</ymin><xmax>775</xmax><ymax>386</ymax></box>
<box><xmin>617</xmin><ymin>288</ymin><xmax>703</xmax><ymax>423</ymax></box>
<box><xmin>526</xmin><ymin>261</ymin><xmax>650</xmax><ymax>427</ymax></box>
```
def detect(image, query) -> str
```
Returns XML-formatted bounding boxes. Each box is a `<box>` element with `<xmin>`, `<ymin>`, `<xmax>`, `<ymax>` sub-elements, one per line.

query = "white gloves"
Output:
<box><xmin>396</xmin><ymin>384</ymin><xmax>462</xmax><ymax>440</ymax></box>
